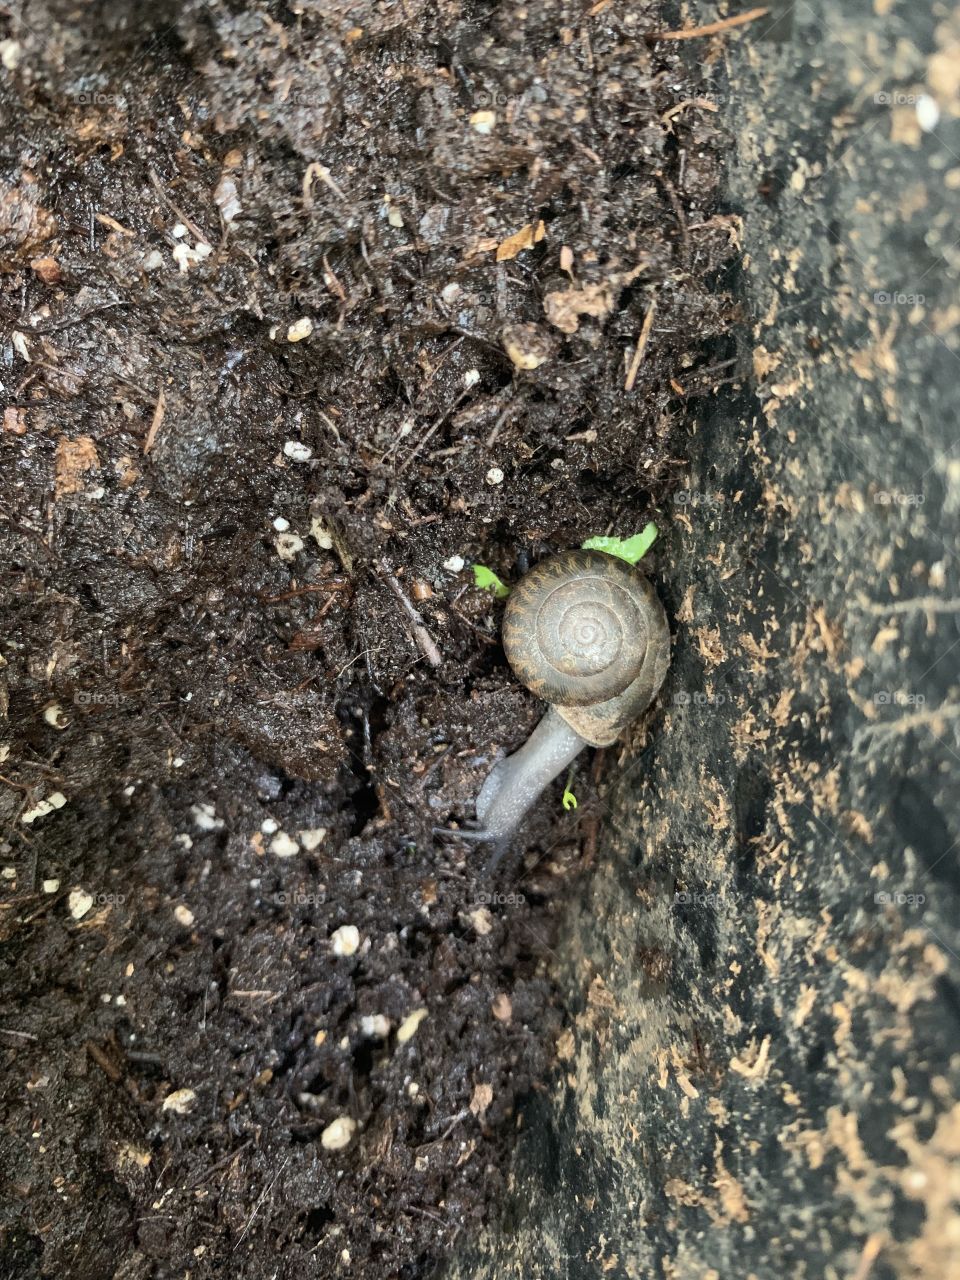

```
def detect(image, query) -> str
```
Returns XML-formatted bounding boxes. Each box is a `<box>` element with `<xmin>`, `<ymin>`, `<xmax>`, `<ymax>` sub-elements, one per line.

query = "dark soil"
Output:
<box><xmin>0</xmin><ymin>2</ymin><xmax>739</xmax><ymax>1276</ymax></box>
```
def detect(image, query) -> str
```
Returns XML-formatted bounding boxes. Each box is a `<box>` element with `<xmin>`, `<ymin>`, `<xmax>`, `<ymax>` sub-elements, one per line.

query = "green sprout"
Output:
<box><xmin>562</xmin><ymin>768</ymin><xmax>578</xmax><ymax>811</ymax></box>
<box><xmin>472</xmin><ymin>564</ymin><xmax>511</xmax><ymax>598</ymax></box>
<box><xmin>582</xmin><ymin>521</ymin><xmax>658</xmax><ymax>565</ymax></box>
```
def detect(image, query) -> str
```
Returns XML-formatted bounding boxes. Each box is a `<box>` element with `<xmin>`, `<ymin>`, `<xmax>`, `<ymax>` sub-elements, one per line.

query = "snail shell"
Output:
<box><xmin>501</xmin><ymin>549</ymin><xmax>670</xmax><ymax>747</ymax></box>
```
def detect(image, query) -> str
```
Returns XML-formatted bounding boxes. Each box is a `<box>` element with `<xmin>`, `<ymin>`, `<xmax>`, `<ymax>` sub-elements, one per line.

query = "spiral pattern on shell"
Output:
<box><xmin>502</xmin><ymin>549</ymin><xmax>666</xmax><ymax>711</ymax></box>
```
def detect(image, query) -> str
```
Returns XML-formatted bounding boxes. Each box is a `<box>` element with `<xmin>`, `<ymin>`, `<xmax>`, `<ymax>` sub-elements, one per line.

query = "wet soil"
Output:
<box><xmin>0</xmin><ymin>2</ymin><xmax>739</xmax><ymax>1277</ymax></box>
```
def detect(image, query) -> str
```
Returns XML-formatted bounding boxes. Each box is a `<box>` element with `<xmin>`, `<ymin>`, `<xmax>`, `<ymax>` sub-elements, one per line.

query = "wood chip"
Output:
<box><xmin>495</xmin><ymin>219</ymin><xmax>546</xmax><ymax>262</ymax></box>
<box><xmin>624</xmin><ymin>297</ymin><xmax>658</xmax><ymax>391</ymax></box>
<box><xmin>650</xmin><ymin>7</ymin><xmax>769</xmax><ymax>40</ymax></box>
<box><xmin>54</xmin><ymin>436</ymin><xmax>99</xmax><ymax>497</ymax></box>
<box><xmin>143</xmin><ymin>389</ymin><xmax>166</xmax><ymax>455</ymax></box>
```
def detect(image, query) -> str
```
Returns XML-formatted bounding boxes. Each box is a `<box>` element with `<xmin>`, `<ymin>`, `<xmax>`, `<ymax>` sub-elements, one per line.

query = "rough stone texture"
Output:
<box><xmin>446</xmin><ymin>2</ymin><xmax>960</xmax><ymax>1277</ymax></box>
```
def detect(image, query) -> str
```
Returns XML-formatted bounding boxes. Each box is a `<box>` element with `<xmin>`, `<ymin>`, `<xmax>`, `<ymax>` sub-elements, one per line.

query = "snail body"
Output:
<box><xmin>472</xmin><ymin>549</ymin><xmax>670</xmax><ymax>843</ymax></box>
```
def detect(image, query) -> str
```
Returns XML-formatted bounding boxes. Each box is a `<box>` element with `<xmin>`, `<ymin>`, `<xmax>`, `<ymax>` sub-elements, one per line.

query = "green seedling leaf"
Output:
<box><xmin>582</xmin><ymin>521</ymin><xmax>658</xmax><ymax>565</ymax></box>
<box><xmin>562</xmin><ymin>788</ymin><xmax>578</xmax><ymax>811</ymax></box>
<box><xmin>472</xmin><ymin>564</ymin><xmax>511</xmax><ymax>598</ymax></box>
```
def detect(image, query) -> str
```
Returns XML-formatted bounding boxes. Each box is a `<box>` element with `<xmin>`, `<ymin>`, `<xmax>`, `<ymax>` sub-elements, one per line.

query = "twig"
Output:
<box><xmin>143</xmin><ymin>389</ymin><xmax>166</xmax><ymax>455</ymax></box>
<box><xmin>148</xmin><ymin>167</ymin><xmax>210</xmax><ymax>244</ymax></box>
<box><xmin>649</xmin><ymin>7</ymin><xmax>769</xmax><ymax>40</ymax></box>
<box><xmin>381</xmin><ymin>565</ymin><xmax>442</xmax><ymax>667</ymax></box>
<box><xmin>233</xmin><ymin>1156</ymin><xmax>290</xmax><ymax>1250</ymax></box>
<box><xmin>856</xmin><ymin>596</ymin><xmax>960</xmax><ymax>616</ymax></box>
<box><xmin>624</xmin><ymin>297</ymin><xmax>658</xmax><ymax>392</ymax></box>
<box><xmin>189</xmin><ymin>1139</ymin><xmax>254</xmax><ymax>1189</ymax></box>
<box><xmin>85</xmin><ymin>1039</ymin><xmax>122</xmax><ymax>1082</ymax></box>
<box><xmin>259</xmin><ymin>580</ymin><xmax>348</xmax><ymax>604</ymax></box>
<box><xmin>1</xmin><ymin>301</ymin><xmax>131</xmax><ymax>334</ymax></box>
<box><xmin>398</xmin><ymin>390</ymin><xmax>470</xmax><ymax>473</ymax></box>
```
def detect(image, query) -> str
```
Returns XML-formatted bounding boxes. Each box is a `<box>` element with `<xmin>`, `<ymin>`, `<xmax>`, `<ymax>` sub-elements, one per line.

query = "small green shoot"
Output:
<box><xmin>562</xmin><ymin>768</ymin><xmax>578</xmax><ymax>811</ymax></box>
<box><xmin>472</xmin><ymin>564</ymin><xmax>511</xmax><ymax>598</ymax></box>
<box><xmin>582</xmin><ymin>521</ymin><xmax>658</xmax><ymax>565</ymax></box>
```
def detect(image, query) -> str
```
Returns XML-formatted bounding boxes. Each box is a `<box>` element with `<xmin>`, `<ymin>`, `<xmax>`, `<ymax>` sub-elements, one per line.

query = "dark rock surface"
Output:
<box><xmin>446</xmin><ymin>2</ymin><xmax>960</xmax><ymax>1277</ymax></box>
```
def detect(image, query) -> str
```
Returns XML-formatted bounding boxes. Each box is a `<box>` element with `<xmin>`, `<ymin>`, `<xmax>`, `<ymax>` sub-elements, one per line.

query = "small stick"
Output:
<box><xmin>148</xmin><ymin>168</ymin><xmax>210</xmax><ymax>244</ymax></box>
<box><xmin>625</xmin><ymin>297</ymin><xmax>658</xmax><ymax>392</ymax></box>
<box><xmin>649</xmin><ymin>7</ymin><xmax>769</xmax><ymax>40</ymax></box>
<box><xmin>143</xmin><ymin>388</ymin><xmax>166</xmax><ymax>455</ymax></box>
<box><xmin>85</xmin><ymin>1039</ymin><xmax>122</xmax><ymax>1082</ymax></box>
<box><xmin>381</xmin><ymin>565</ymin><xmax>442</xmax><ymax>668</ymax></box>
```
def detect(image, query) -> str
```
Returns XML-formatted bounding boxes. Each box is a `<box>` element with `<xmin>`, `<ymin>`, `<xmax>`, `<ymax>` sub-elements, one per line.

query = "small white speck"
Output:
<box><xmin>172</xmin><ymin>757</ymin><xmax>184</xmax><ymax>768</ymax></box>
<box><xmin>22</xmin><ymin>791</ymin><xmax>67</xmax><ymax>825</ymax></box>
<box><xmin>270</xmin><ymin>831</ymin><xmax>299</xmax><ymax>858</ymax></box>
<box><xmin>287</xmin><ymin>317</ymin><xmax>313</xmax><ymax>343</ymax></box>
<box><xmin>470</xmin><ymin>110</ymin><xmax>496</xmax><ymax>134</ymax></box>
<box><xmin>397</xmin><ymin>1007</ymin><xmax>429</xmax><ymax>1043</ymax></box>
<box><xmin>272</xmin><ymin>516</ymin><xmax>290</xmax><ymax>532</ymax></box>
<box><xmin>283</xmin><ymin>440</ymin><xmax>313</xmax><ymax>462</ymax></box>
<box><xmin>174</xmin><ymin>904</ymin><xmax>195</xmax><ymax>927</ymax></box>
<box><xmin>298</xmin><ymin>827</ymin><xmax>327</xmax><ymax>850</ymax></box>
<box><xmin>274</xmin><ymin>531</ymin><xmax>304</xmax><ymax>562</ymax></box>
<box><xmin>175</xmin><ymin>833</ymin><xmax>193</xmax><ymax>849</ymax></box>
<box><xmin>191</xmin><ymin>802</ymin><xmax>223</xmax><ymax>832</ymax></box>
<box><xmin>463</xmin><ymin>368</ymin><xmax>480</xmax><ymax>388</ymax></box>
<box><xmin>441</xmin><ymin>283</ymin><xmax>461</xmax><ymax>304</ymax></box>
<box><xmin>123</xmin><ymin>785</ymin><xmax>136</xmax><ymax>796</ymax></box>
<box><xmin>162</xmin><ymin>1088</ymin><xmax>197</xmax><ymax>1114</ymax></box>
<box><xmin>42</xmin><ymin>878</ymin><xmax>60</xmax><ymax>894</ymax></box>
<box><xmin>0</xmin><ymin>39</ymin><xmax>23</xmax><ymax>70</ymax></box>
<box><xmin>310</xmin><ymin>515</ymin><xmax>333</xmax><ymax>549</ymax></box>
<box><xmin>261</xmin><ymin>818</ymin><xmax>279</xmax><ymax>835</ymax></box>
<box><xmin>443</xmin><ymin>555</ymin><xmax>465</xmax><ymax>573</ymax></box>
<box><xmin>361</xmin><ymin>1014</ymin><xmax>391</xmax><ymax>1039</ymax></box>
<box><xmin>485</xmin><ymin>466</ymin><xmax>504</xmax><ymax>485</ymax></box>
<box><xmin>917</xmin><ymin>94</ymin><xmax>940</xmax><ymax>132</ymax></box>
<box><xmin>68</xmin><ymin>888</ymin><xmax>94</xmax><ymax>920</ymax></box>
<box><xmin>321</xmin><ymin>1115</ymin><xmax>356</xmax><ymax>1151</ymax></box>
<box><xmin>331</xmin><ymin>924</ymin><xmax>361</xmax><ymax>956</ymax></box>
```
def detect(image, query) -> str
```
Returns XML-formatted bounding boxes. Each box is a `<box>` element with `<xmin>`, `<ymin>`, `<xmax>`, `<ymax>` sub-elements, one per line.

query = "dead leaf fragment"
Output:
<box><xmin>469</xmin><ymin>1082</ymin><xmax>494</xmax><ymax>1118</ymax></box>
<box><xmin>495</xmin><ymin>219</ymin><xmax>546</xmax><ymax>262</ymax></box>
<box><xmin>55</xmin><ymin>436</ymin><xmax>99</xmax><ymax>497</ymax></box>
<box><xmin>543</xmin><ymin>264</ymin><xmax>645</xmax><ymax>334</ymax></box>
<box><xmin>31</xmin><ymin>255</ymin><xmax>61</xmax><ymax>284</ymax></box>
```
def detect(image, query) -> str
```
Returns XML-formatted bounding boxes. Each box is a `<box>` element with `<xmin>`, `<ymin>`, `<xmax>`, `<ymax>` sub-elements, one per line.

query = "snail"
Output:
<box><xmin>466</xmin><ymin>549</ymin><xmax>671</xmax><ymax>845</ymax></box>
